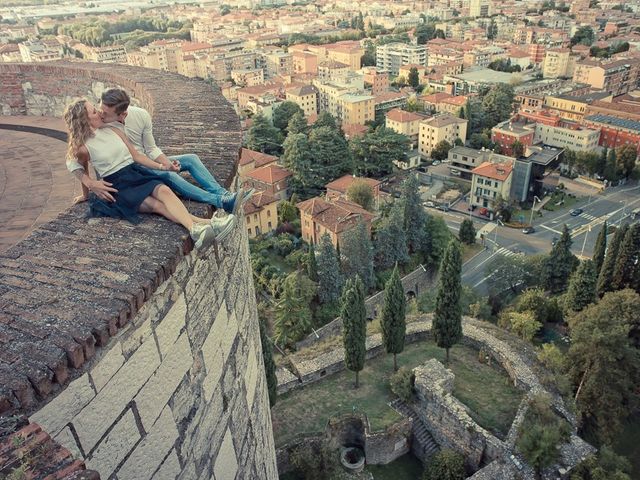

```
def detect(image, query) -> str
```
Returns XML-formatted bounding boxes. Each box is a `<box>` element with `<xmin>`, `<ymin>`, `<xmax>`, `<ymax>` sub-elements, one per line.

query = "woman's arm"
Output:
<box><xmin>109</xmin><ymin>127</ymin><xmax>178</xmax><ymax>171</ymax></box>
<box><xmin>71</xmin><ymin>146</ymin><xmax>118</xmax><ymax>202</ymax></box>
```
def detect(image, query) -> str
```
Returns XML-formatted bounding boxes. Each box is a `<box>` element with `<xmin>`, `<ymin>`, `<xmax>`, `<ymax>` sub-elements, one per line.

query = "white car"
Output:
<box><xmin>423</xmin><ymin>201</ymin><xmax>435</xmax><ymax>208</ymax></box>
<box><xmin>432</xmin><ymin>160</ymin><xmax>441</xmax><ymax>166</ymax></box>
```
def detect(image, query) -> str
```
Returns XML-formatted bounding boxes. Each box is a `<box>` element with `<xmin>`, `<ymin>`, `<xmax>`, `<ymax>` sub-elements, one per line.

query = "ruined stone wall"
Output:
<box><xmin>0</xmin><ymin>62</ymin><xmax>277</xmax><ymax>479</ymax></box>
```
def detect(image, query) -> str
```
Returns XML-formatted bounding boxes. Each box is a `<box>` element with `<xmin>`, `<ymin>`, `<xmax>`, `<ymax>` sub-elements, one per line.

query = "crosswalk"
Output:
<box><xmin>578</xmin><ymin>213</ymin><xmax>598</xmax><ymax>221</ymax></box>
<box><xmin>495</xmin><ymin>246</ymin><xmax>521</xmax><ymax>258</ymax></box>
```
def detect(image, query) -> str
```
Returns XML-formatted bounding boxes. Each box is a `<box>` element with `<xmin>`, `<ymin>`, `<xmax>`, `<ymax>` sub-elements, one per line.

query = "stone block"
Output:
<box><xmin>244</xmin><ymin>339</ymin><xmax>259</xmax><ymax>413</ymax></box>
<box><xmin>30</xmin><ymin>373</ymin><xmax>95</xmax><ymax>437</ymax></box>
<box><xmin>155</xmin><ymin>293</ymin><xmax>187</xmax><ymax>357</ymax></box>
<box><xmin>213</xmin><ymin>428</ymin><xmax>238</xmax><ymax>480</ymax></box>
<box><xmin>120</xmin><ymin>316</ymin><xmax>153</xmax><ymax>358</ymax></box>
<box><xmin>118</xmin><ymin>406</ymin><xmax>179</xmax><ymax>480</ymax></box>
<box><xmin>90</xmin><ymin>344</ymin><xmax>125</xmax><ymax>392</ymax></box>
<box><xmin>72</xmin><ymin>338</ymin><xmax>160</xmax><ymax>453</ymax></box>
<box><xmin>135</xmin><ymin>333</ymin><xmax>193</xmax><ymax>429</ymax></box>
<box><xmin>54</xmin><ymin>426</ymin><xmax>83</xmax><ymax>459</ymax></box>
<box><xmin>85</xmin><ymin>408</ymin><xmax>141</xmax><ymax>478</ymax></box>
<box><xmin>201</xmin><ymin>303</ymin><xmax>237</xmax><ymax>403</ymax></box>
<box><xmin>152</xmin><ymin>449</ymin><xmax>182</xmax><ymax>480</ymax></box>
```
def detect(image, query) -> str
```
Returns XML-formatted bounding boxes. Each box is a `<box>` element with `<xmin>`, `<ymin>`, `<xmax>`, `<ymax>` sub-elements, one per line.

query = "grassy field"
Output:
<box><xmin>542</xmin><ymin>191</ymin><xmax>580</xmax><ymax>212</ymax></box>
<box><xmin>272</xmin><ymin>341</ymin><xmax>523</xmax><ymax>447</ymax></box>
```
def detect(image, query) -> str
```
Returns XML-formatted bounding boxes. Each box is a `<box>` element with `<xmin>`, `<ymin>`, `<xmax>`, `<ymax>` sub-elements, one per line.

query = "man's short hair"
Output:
<box><xmin>101</xmin><ymin>88</ymin><xmax>130</xmax><ymax>115</ymax></box>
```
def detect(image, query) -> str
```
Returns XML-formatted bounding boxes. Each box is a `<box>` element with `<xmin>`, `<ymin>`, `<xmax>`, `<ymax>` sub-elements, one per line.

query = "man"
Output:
<box><xmin>99</xmin><ymin>88</ymin><xmax>250</xmax><ymax>213</ymax></box>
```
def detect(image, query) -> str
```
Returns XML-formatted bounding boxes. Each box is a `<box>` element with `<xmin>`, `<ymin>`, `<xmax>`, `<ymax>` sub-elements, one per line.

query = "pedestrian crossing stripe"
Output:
<box><xmin>496</xmin><ymin>247</ymin><xmax>518</xmax><ymax>257</ymax></box>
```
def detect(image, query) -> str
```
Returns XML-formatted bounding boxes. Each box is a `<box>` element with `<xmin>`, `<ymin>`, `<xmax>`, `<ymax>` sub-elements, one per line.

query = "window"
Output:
<box><xmin>267</xmin><ymin>209</ymin><xmax>271</xmax><ymax>217</ymax></box>
<box><xmin>268</xmin><ymin>221</ymin><xmax>272</xmax><ymax>229</ymax></box>
<box><xmin>254</xmin><ymin>214</ymin><xmax>258</xmax><ymax>221</ymax></box>
<box><xmin>248</xmin><ymin>228</ymin><xmax>252</xmax><ymax>235</ymax></box>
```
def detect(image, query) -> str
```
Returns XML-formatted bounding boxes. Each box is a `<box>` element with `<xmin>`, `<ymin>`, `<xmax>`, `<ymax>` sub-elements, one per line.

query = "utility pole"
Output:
<box><xmin>528</xmin><ymin>195</ymin><xmax>541</xmax><ymax>227</ymax></box>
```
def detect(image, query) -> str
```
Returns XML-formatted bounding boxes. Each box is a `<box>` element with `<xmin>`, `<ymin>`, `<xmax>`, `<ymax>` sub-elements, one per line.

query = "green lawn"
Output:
<box><xmin>542</xmin><ymin>191</ymin><xmax>580</xmax><ymax>212</ymax></box>
<box><xmin>272</xmin><ymin>341</ymin><xmax>523</xmax><ymax>447</ymax></box>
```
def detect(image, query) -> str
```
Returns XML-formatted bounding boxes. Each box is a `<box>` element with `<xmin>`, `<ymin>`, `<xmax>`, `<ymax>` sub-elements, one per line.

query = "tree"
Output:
<box><xmin>381</xmin><ymin>266</ymin><xmax>406</xmax><ymax>371</ymax></box>
<box><xmin>281</xmin><ymin>133</ymin><xmax>317</xmax><ymax>195</ymax></box>
<box><xmin>511</xmin><ymin>139</ymin><xmax>525</xmax><ymax>158</ymax></box>
<box><xmin>493</xmin><ymin>194</ymin><xmax>513</xmax><ymax>222</ymax></box>
<box><xmin>246</xmin><ymin>113</ymin><xmax>283</xmax><ymax>154</ymax></box>
<box><xmin>307</xmin><ymin>243</ymin><xmax>319</xmax><ymax>282</ymax></box>
<box><xmin>308</xmin><ymin>125</ymin><xmax>352</xmax><ymax>186</ymax></box>
<box><xmin>597</xmin><ymin>224</ymin><xmax>627</xmax><ymax>298</ymax></box>
<box><xmin>341</xmin><ymin>220</ymin><xmax>375</xmax><ymax>291</ymax></box>
<box><xmin>458</xmin><ymin>219</ymin><xmax>476</xmax><ymax>244</ymax></box>
<box><xmin>465</xmin><ymin>97</ymin><xmax>486</xmax><ymax>135</ymax></box>
<box><xmin>401</xmin><ymin>175</ymin><xmax>428</xmax><ymax>253</ymax></box>
<box><xmin>487</xmin><ymin>255</ymin><xmax>540</xmax><ymax>295</ymax></box>
<box><xmin>374</xmin><ymin>205</ymin><xmax>409</xmax><ymax>270</ymax></box>
<box><xmin>316</xmin><ymin>233</ymin><xmax>344</xmax><ymax>304</ymax></box>
<box><xmin>507</xmin><ymin>311</ymin><xmax>541</xmax><ymax>341</ymax></box>
<box><xmin>570</xmin><ymin>446</ymin><xmax>633</xmax><ymax>480</ymax></box>
<box><xmin>543</xmin><ymin>224</ymin><xmax>578</xmax><ymax>294</ymax></box>
<box><xmin>350</xmin><ymin>126</ymin><xmax>410</xmax><ymax>177</ymax></box>
<box><xmin>273</xmin><ymin>101</ymin><xmax>303</xmax><ymax>133</ymax></box>
<box><xmin>566</xmin><ymin>260</ymin><xmax>597</xmax><ymax>313</ymax></box>
<box><xmin>408</xmin><ymin>66</ymin><xmax>420</xmax><ymax>88</ymax></box>
<box><xmin>278</xmin><ymin>199</ymin><xmax>298</xmax><ymax>223</ymax></box>
<box><xmin>433</xmin><ymin>240</ymin><xmax>463</xmax><ymax>365</ymax></box>
<box><xmin>571</xmin><ymin>25</ymin><xmax>595</xmax><ymax>46</ymax></box>
<box><xmin>596</xmin><ymin>147</ymin><xmax>607</xmax><ymax>177</ymax></box>
<box><xmin>287</xmin><ymin>111</ymin><xmax>308</xmax><ymax>135</ymax></box>
<box><xmin>611</xmin><ymin>222</ymin><xmax>640</xmax><ymax>291</ymax></box>
<box><xmin>258</xmin><ymin>318</ymin><xmax>277</xmax><ymax>406</ymax></box>
<box><xmin>616</xmin><ymin>144</ymin><xmax>638</xmax><ymax>179</ymax></box>
<box><xmin>567</xmin><ymin>290</ymin><xmax>640</xmax><ymax>444</ymax></box>
<box><xmin>341</xmin><ymin>276</ymin><xmax>367</xmax><ymax>388</ymax></box>
<box><xmin>481</xmin><ymin>83</ymin><xmax>515</xmax><ymax>128</ymax></box>
<box><xmin>469</xmin><ymin>132</ymin><xmax>493</xmax><ymax>149</ymax></box>
<box><xmin>313</xmin><ymin>111</ymin><xmax>338</xmax><ymax>130</ymax></box>
<box><xmin>516</xmin><ymin>287</ymin><xmax>554</xmax><ymax>324</ymax></box>
<box><xmin>423</xmin><ymin>215</ymin><xmax>453</xmax><ymax>265</ymax></box>
<box><xmin>346</xmin><ymin>180</ymin><xmax>375</xmax><ymax>211</ymax></box>
<box><xmin>486</xmin><ymin>19</ymin><xmax>498</xmax><ymax>40</ymax></box>
<box><xmin>592</xmin><ymin>221</ymin><xmax>607</xmax><ymax>276</ymax></box>
<box><xmin>431</xmin><ymin>140</ymin><xmax>452</xmax><ymax>161</ymax></box>
<box><xmin>415</xmin><ymin>23</ymin><xmax>436</xmax><ymax>44</ymax></box>
<box><xmin>422</xmin><ymin>449</ymin><xmax>465</xmax><ymax>480</ymax></box>
<box><xmin>604</xmin><ymin>148</ymin><xmax>619</xmax><ymax>182</ymax></box>
<box><xmin>273</xmin><ymin>272</ymin><xmax>316</xmax><ymax>347</ymax></box>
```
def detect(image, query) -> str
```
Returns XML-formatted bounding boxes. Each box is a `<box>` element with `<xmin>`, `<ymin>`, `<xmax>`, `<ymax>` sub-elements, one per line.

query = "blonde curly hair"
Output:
<box><xmin>63</xmin><ymin>98</ymin><xmax>94</xmax><ymax>161</ymax></box>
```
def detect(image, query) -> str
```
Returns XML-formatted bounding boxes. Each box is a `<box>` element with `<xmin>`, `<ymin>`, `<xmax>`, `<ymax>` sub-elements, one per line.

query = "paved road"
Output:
<box><xmin>426</xmin><ymin>183</ymin><xmax>640</xmax><ymax>293</ymax></box>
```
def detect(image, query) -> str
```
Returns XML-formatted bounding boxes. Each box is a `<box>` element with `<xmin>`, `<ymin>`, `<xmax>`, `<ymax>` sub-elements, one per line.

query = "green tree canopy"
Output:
<box><xmin>571</xmin><ymin>25</ymin><xmax>595</xmax><ymax>46</ymax></box>
<box><xmin>408</xmin><ymin>66</ymin><xmax>420</xmax><ymax>88</ymax></box>
<box><xmin>611</xmin><ymin>222</ymin><xmax>640</xmax><ymax>292</ymax></box>
<box><xmin>481</xmin><ymin>83</ymin><xmax>515</xmax><ymax>128</ymax></box>
<box><xmin>374</xmin><ymin>204</ymin><xmax>409</xmax><ymax>270</ymax></box>
<box><xmin>308</xmin><ymin>125</ymin><xmax>352</xmax><ymax>187</ymax></box>
<box><xmin>281</xmin><ymin>132</ymin><xmax>316</xmax><ymax>195</ymax></box>
<box><xmin>287</xmin><ymin>111</ymin><xmax>308</xmax><ymax>135</ymax></box>
<box><xmin>597</xmin><ymin>224</ymin><xmax>627</xmax><ymax>297</ymax></box>
<box><xmin>381</xmin><ymin>266</ymin><xmax>407</xmax><ymax>371</ymax></box>
<box><xmin>592</xmin><ymin>221</ymin><xmax>607</xmax><ymax>276</ymax></box>
<box><xmin>314</xmin><ymin>111</ymin><xmax>339</xmax><ymax>130</ymax></box>
<box><xmin>273</xmin><ymin>272</ymin><xmax>316</xmax><ymax>347</ymax></box>
<box><xmin>341</xmin><ymin>276</ymin><xmax>367</xmax><ymax>388</ymax></box>
<box><xmin>422</xmin><ymin>449</ymin><xmax>465</xmax><ymax>480</ymax></box>
<box><xmin>543</xmin><ymin>224</ymin><xmax>578</xmax><ymax>294</ymax></box>
<box><xmin>316</xmin><ymin>233</ymin><xmax>344</xmax><ymax>304</ymax></box>
<box><xmin>273</xmin><ymin>101</ymin><xmax>303</xmax><ymax>133</ymax></box>
<box><xmin>458</xmin><ymin>219</ymin><xmax>476</xmax><ymax>244</ymax></box>
<box><xmin>350</xmin><ymin>126</ymin><xmax>410</xmax><ymax>177</ymax></box>
<box><xmin>433</xmin><ymin>240</ymin><xmax>463</xmax><ymax>364</ymax></box>
<box><xmin>423</xmin><ymin>215</ymin><xmax>453</xmax><ymax>265</ymax></box>
<box><xmin>431</xmin><ymin>140</ymin><xmax>452</xmax><ymax>161</ymax></box>
<box><xmin>567</xmin><ymin>289</ymin><xmax>640</xmax><ymax>444</ymax></box>
<box><xmin>401</xmin><ymin>175</ymin><xmax>428</xmax><ymax>253</ymax></box>
<box><xmin>565</xmin><ymin>260</ymin><xmax>598</xmax><ymax>313</ymax></box>
<box><xmin>307</xmin><ymin>243</ymin><xmax>319</xmax><ymax>282</ymax></box>
<box><xmin>615</xmin><ymin>144</ymin><xmax>637</xmax><ymax>178</ymax></box>
<box><xmin>341</xmin><ymin>220</ymin><xmax>375</xmax><ymax>292</ymax></box>
<box><xmin>246</xmin><ymin>113</ymin><xmax>283</xmax><ymax>154</ymax></box>
<box><xmin>346</xmin><ymin>180</ymin><xmax>375</xmax><ymax>211</ymax></box>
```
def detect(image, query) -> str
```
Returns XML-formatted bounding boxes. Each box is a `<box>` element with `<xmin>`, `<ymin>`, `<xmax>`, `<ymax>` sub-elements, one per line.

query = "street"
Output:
<box><xmin>426</xmin><ymin>183</ymin><xmax>640</xmax><ymax>293</ymax></box>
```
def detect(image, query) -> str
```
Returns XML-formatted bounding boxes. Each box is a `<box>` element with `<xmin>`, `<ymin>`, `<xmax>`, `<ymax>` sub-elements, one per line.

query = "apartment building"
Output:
<box><xmin>237</xmin><ymin>82</ymin><xmax>284</xmax><ymax>109</ymax></box>
<box><xmin>583</xmin><ymin>114</ymin><xmax>640</xmax><ymax>151</ymax></box>
<box><xmin>469</xmin><ymin>0</ymin><xmax>490</xmax><ymax>17</ymax></box>
<box><xmin>376</xmin><ymin>43</ymin><xmax>427</xmax><ymax>76</ymax></box>
<box><xmin>339</xmin><ymin>93</ymin><xmax>375</xmax><ymax>126</ymax></box>
<box><xmin>238</xmin><ymin>148</ymin><xmax>278</xmax><ymax>178</ymax></box>
<box><xmin>448</xmin><ymin>146</ymin><xmax>513</xmax><ymax>179</ymax></box>
<box><xmin>427</xmin><ymin>47</ymin><xmax>465</xmax><ymax>67</ymax></box>
<box><xmin>285</xmin><ymin>84</ymin><xmax>318</xmax><ymax>117</ymax></box>
<box><xmin>231</xmin><ymin>68</ymin><xmax>264</xmax><ymax>87</ymax></box>
<box><xmin>543</xmin><ymin>91</ymin><xmax>612</xmax><ymax>123</ymax></box>
<box><xmin>297</xmin><ymin>197</ymin><xmax>374</xmax><ymax>248</ymax></box>
<box><xmin>362</xmin><ymin>67</ymin><xmax>390</xmax><ymax>96</ymax></box>
<box><xmin>463</xmin><ymin>46</ymin><xmax>506</xmax><ymax>68</ymax></box>
<box><xmin>573</xmin><ymin>59</ymin><xmax>640</xmax><ymax>96</ymax></box>
<box><xmin>18</xmin><ymin>40</ymin><xmax>63</xmax><ymax>62</ymax></box>
<box><xmin>542</xmin><ymin>48</ymin><xmax>575</xmax><ymax>79</ymax></box>
<box><xmin>419</xmin><ymin>114</ymin><xmax>468</xmax><ymax>157</ymax></box>
<box><xmin>534</xmin><ymin>123</ymin><xmax>600</xmax><ymax>152</ymax></box>
<box><xmin>244</xmin><ymin>164</ymin><xmax>292</xmax><ymax>201</ymax></box>
<box><xmin>292</xmin><ymin>49</ymin><xmax>318</xmax><ymax>74</ymax></box>
<box><xmin>318</xmin><ymin>60</ymin><xmax>350</xmax><ymax>81</ymax></box>
<box><xmin>325</xmin><ymin>175</ymin><xmax>381</xmax><ymax>202</ymax></box>
<box><xmin>491</xmin><ymin>119</ymin><xmax>535</xmax><ymax>156</ymax></box>
<box><xmin>245</xmin><ymin>191</ymin><xmax>279</xmax><ymax>238</ymax></box>
<box><xmin>470</xmin><ymin>161</ymin><xmax>514</xmax><ymax>210</ymax></box>
<box><xmin>87</xmin><ymin>45</ymin><xmax>127</xmax><ymax>64</ymax></box>
<box><xmin>385</xmin><ymin>108</ymin><xmax>424</xmax><ymax>147</ymax></box>
<box><xmin>264</xmin><ymin>50</ymin><xmax>293</xmax><ymax>78</ymax></box>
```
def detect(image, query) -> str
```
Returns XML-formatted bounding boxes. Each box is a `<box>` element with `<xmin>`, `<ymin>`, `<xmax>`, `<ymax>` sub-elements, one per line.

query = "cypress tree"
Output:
<box><xmin>401</xmin><ymin>175</ymin><xmax>428</xmax><ymax>253</ymax></box>
<box><xmin>381</xmin><ymin>266</ymin><xmax>406</xmax><ymax>371</ymax></box>
<box><xmin>341</xmin><ymin>220</ymin><xmax>375</xmax><ymax>292</ymax></box>
<box><xmin>597</xmin><ymin>224</ymin><xmax>627</xmax><ymax>298</ymax></box>
<box><xmin>374</xmin><ymin>204</ymin><xmax>409</xmax><ymax>270</ymax></box>
<box><xmin>342</xmin><ymin>276</ymin><xmax>367</xmax><ymax>388</ymax></box>
<box><xmin>259</xmin><ymin>318</ymin><xmax>278</xmax><ymax>407</ymax></box>
<box><xmin>565</xmin><ymin>260</ymin><xmax>597</xmax><ymax>313</ymax></box>
<box><xmin>307</xmin><ymin>243</ymin><xmax>319</xmax><ymax>282</ymax></box>
<box><xmin>458</xmin><ymin>219</ymin><xmax>476</xmax><ymax>245</ymax></box>
<box><xmin>317</xmin><ymin>233</ymin><xmax>343</xmax><ymax>304</ymax></box>
<box><xmin>433</xmin><ymin>240</ymin><xmax>463</xmax><ymax>365</ymax></box>
<box><xmin>542</xmin><ymin>224</ymin><xmax>578</xmax><ymax>294</ymax></box>
<box><xmin>612</xmin><ymin>222</ymin><xmax>640</xmax><ymax>291</ymax></box>
<box><xmin>592</xmin><ymin>221</ymin><xmax>607</xmax><ymax>276</ymax></box>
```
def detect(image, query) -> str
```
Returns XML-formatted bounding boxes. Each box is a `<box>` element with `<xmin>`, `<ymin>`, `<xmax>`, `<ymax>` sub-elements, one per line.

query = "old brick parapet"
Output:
<box><xmin>0</xmin><ymin>63</ymin><xmax>278</xmax><ymax>479</ymax></box>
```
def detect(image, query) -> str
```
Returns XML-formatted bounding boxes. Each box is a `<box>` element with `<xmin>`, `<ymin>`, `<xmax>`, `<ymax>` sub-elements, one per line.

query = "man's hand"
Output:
<box><xmin>170</xmin><ymin>160</ymin><xmax>181</xmax><ymax>171</ymax></box>
<box><xmin>88</xmin><ymin>179</ymin><xmax>118</xmax><ymax>202</ymax></box>
<box><xmin>73</xmin><ymin>193</ymin><xmax>89</xmax><ymax>204</ymax></box>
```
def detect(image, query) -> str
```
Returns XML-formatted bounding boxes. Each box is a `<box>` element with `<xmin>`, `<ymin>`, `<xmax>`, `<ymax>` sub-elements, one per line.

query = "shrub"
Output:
<box><xmin>390</xmin><ymin>366</ymin><xmax>414</xmax><ymax>402</ymax></box>
<box><xmin>289</xmin><ymin>441</ymin><xmax>339</xmax><ymax>480</ymax></box>
<box><xmin>423</xmin><ymin>449</ymin><xmax>465</xmax><ymax>480</ymax></box>
<box><xmin>274</xmin><ymin>234</ymin><xmax>295</xmax><ymax>256</ymax></box>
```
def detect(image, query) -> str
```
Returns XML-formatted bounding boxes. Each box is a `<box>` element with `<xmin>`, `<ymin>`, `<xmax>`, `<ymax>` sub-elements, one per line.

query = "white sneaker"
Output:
<box><xmin>211</xmin><ymin>213</ymin><xmax>236</xmax><ymax>241</ymax></box>
<box><xmin>190</xmin><ymin>223</ymin><xmax>217</xmax><ymax>250</ymax></box>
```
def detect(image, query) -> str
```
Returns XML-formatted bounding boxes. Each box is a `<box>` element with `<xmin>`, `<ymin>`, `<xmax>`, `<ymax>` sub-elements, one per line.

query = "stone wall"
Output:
<box><xmin>0</xmin><ymin>63</ymin><xmax>277</xmax><ymax>479</ymax></box>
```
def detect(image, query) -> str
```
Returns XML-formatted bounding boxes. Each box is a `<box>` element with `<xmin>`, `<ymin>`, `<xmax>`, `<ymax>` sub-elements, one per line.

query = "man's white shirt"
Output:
<box><xmin>106</xmin><ymin>105</ymin><xmax>164</xmax><ymax>160</ymax></box>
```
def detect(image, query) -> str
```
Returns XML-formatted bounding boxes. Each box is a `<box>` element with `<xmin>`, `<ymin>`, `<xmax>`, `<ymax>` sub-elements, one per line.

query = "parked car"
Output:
<box><xmin>478</xmin><ymin>207</ymin><xmax>489</xmax><ymax>217</ymax></box>
<box><xmin>570</xmin><ymin>208</ymin><xmax>583</xmax><ymax>216</ymax></box>
<box><xmin>432</xmin><ymin>160</ymin><xmax>441</xmax><ymax>166</ymax></box>
<box><xmin>423</xmin><ymin>201</ymin><xmax>435</xmax><ymax>208</ymax></box>
<box><xmin>450</xmin><ymin>168</ymin><xmax>461</xmax><ymax>176</ymax></box>
<box><xmin>436</xmin><ymin>204</ymin><xmax>450</xmax><ymax>212</ymax></box>
<box><xmin>522</xmin><ymin>226</ymin><xmax>535</xmax><ymax>234</ymax></box>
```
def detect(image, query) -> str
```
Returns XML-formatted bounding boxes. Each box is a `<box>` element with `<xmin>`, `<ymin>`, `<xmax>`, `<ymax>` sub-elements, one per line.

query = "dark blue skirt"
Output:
<box><xmin>89</xmin><ymin>163</ymin><xmax>165</xmax><ymax>224</ymax></box>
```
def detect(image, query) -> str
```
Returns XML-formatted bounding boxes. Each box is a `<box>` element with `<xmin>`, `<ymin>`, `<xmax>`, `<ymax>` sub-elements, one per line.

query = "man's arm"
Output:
<box><xmin>138</xmin><ymin>109</ymin><xmax>171</xmax><ymax>167</ymax></box>
<box><xmin>109</xmin><ymin>127</ymin><xmax>178</xmax><ymax>172</ymax></box>
<box><xmin>67</xmin><ymin>147</ymin><xmax>118</xmax><ymax>202</ymax></box>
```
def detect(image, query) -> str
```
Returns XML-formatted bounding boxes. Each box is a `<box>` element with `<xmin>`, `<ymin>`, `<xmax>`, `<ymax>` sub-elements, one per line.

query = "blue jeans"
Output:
<box><xmin>151</xmin><ymin>154</ymin><xmax>229</xmax><ymax>208</ymax></box>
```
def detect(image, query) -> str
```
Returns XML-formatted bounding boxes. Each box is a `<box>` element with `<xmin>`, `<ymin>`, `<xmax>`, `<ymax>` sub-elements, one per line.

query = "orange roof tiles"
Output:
<box><xmin>246</xmin><ymin>164</ymin><xmax>292</xmax><ymax>183</ymax></box>
<box><xmin>472</xmin><ymin>161</ymin><xmax>513</xmax><ymax>181</ymax></box>
<box><xmin>239</xmin><ymin>148</ymin><xmax>279</xmax><ymax>167</ymax></box>
<box><xmin>386</xmin><ymin>108</ymin><xmax>424</xmax><ymax>123</ymax></box>
<box><xmin>325</xmin><ymin>174</ymin><xmax>381</xmax><ymax>193</ymax></box>
<box><xmin>243</xmin><ymin>190</ymin><xmax>278</xmax><ymax>214</ymax></box>
<box><xmin>297</xmin><ymin>196</ymin><xmax>374</xmax><ymax>234</ymax></box>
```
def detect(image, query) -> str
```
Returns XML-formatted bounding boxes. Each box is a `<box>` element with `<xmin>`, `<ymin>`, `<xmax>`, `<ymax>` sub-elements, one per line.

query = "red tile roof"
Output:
<box><xmin>386</xmin><ymin>108</ymin><xmax>424</xmax><ymax>123</ymax></box>
<box><xmin>243</xmin><ymin>190</ymin><xmax>278</xmax><ymax>214</ymax></box>
<box><xmin>239</xmin><ymin>148</ymin><xmax>279</xmax><ymax>167</ymax></box>
<box><xmin>472</xmin><ymin>161</ymin><xmax>513</xmax><ymax>181</ymax></box>
<box><xmin>325</xmin><ymin>174</ymin><xmax>381</xmax><ymax>193</ymax></box>
<box><xmin>297</xmin><ymin>196</ymin><xmax>374</xmax><ymax>234</ymax></box>
<box><xmin>246</xmin><ymin>164</ymin><xmax>292</xmax><ymax>183</ymax></box>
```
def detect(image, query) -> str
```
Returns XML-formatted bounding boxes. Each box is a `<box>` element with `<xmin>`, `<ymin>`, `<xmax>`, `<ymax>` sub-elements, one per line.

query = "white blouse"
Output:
<box><xmin>66</xmin><ymin>127</ymin><xmax>134</xmax><ymax>178</ymax></box>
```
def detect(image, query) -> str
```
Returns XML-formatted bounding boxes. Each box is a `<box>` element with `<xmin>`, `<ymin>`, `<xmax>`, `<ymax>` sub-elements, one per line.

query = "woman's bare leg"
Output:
<box><xmin>151</xmin><ymin>185</ymin><xmax>212</xmax><ymax>230</ymax></box>
<box><xmin>141</xmin><ymin>193</ymin><xmax>209</xmax><ymax>225</ymax></box>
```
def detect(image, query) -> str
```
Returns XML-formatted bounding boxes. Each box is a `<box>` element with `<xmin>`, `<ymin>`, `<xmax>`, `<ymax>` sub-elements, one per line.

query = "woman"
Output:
<box><xmin>63</xmin><ymin>98</ymin><xmax>234</xmax><ymax>249</ymax></box>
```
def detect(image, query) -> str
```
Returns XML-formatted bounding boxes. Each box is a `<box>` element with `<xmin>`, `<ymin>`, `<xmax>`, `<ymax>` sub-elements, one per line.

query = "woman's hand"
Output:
<box><xmin>73</xmin><ymin>193</ymin><xmax>89</xmax><ymax>204</ymax></box>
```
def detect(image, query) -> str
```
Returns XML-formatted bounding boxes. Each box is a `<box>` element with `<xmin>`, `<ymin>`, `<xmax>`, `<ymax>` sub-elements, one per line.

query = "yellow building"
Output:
<box><xmin>542</xmin><ymin>48</ymin><xmax>575</xmax><ymax>79</ymax></box>
<box><xmin>385</xmin><ymin>108</ymin><xmax>424</xmax><ymax>147</ymax></box>
<box><xmin>543</xmin><ymin>93</ymin><xmax>601</xmax><ymax>123</ymax></box>
<box><xmin>339</xmin><ymin>93</ymin><xmax>375</xmax><ymax>126</ymax></box>
<box><xmin>244</xmin><ymin>191</ymin><xmax>279</xmax><ymax>238</ymax></box>
<box><xmin>419</xmin><ymin>114</ymin><xmax>468</xmax><ymax>157</ymax></box>
<box><xmin>285</xmin><ymin>84</ymin><xmax>318</xmax><ymax>117</ymax></box>
<box><xmin>470</xmin><ymin>161</ymin><xmax>513</xmax><ymax>210</ymax></box>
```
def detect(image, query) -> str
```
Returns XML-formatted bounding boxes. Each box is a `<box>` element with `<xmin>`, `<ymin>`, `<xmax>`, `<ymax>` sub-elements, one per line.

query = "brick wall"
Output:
<box><xmin>0</xmin><ymin>63</ymin><xmax>277</xmax><ymax>479</ymax></box>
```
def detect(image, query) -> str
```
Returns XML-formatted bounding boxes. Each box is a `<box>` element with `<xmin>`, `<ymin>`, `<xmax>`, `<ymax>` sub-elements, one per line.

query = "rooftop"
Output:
<box><xmin>584</xmin><ymin>114</ymin><xmax>640</xmax><ymax>132</ymax></box>
<box><xmin>246</xmin><ymin>164</ymin><xmax>292</xmax><ymax>183</ymax></box>
<box><xmin>325</xmin><ymin>175</ymin><xmax>381</xmax><ymax>194</ymax></box>
<box><xmin>421</xmin><ymin>114</ymin><xmax>467</xmax><ymax>128</ymax></box>
<box><xmin>472</xmin><ymin>161</ymin><xmax>514</xmax><ymax>181</ymax></box>
<box><xmin>239</xmin><ymin>147</ymin><xmax>279</xmax><ymax>168</ymax></box>
<box><xmin>297</xmin><ymin>197</ymin><xmax>374</xmax><ymax>235</ymax></box>
<box><xmin>385</xmin><ymin>108</ymin><xmax>424</xmax><ymax>123</ymax></box>
<box><xmin>243</xmin><ymin>191</ymin><xmax>278</xmax><ymax>215</ymax></box>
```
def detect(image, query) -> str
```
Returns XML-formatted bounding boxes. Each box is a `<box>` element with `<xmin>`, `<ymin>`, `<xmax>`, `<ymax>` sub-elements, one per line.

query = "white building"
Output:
<box><xmin>376</xmin><ymin>43</ymin><xmax>427</xmax><ymax>76</ymax></box>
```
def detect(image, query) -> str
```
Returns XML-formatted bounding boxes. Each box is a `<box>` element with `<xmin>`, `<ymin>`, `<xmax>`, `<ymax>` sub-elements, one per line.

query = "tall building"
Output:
<box><xmin>418</xmin><ymin>114</ymin><xmax>468</xmax><ymax>157</ymax></box>
<box><xmin>376</xmin><ymin>43</ymin><xmax>427</xmax><ymax>76</ymax></box>
<box><xmin>469</xmin><ymin>0</ymin><xmax>490</xmax><ymax>18</ymax></box>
